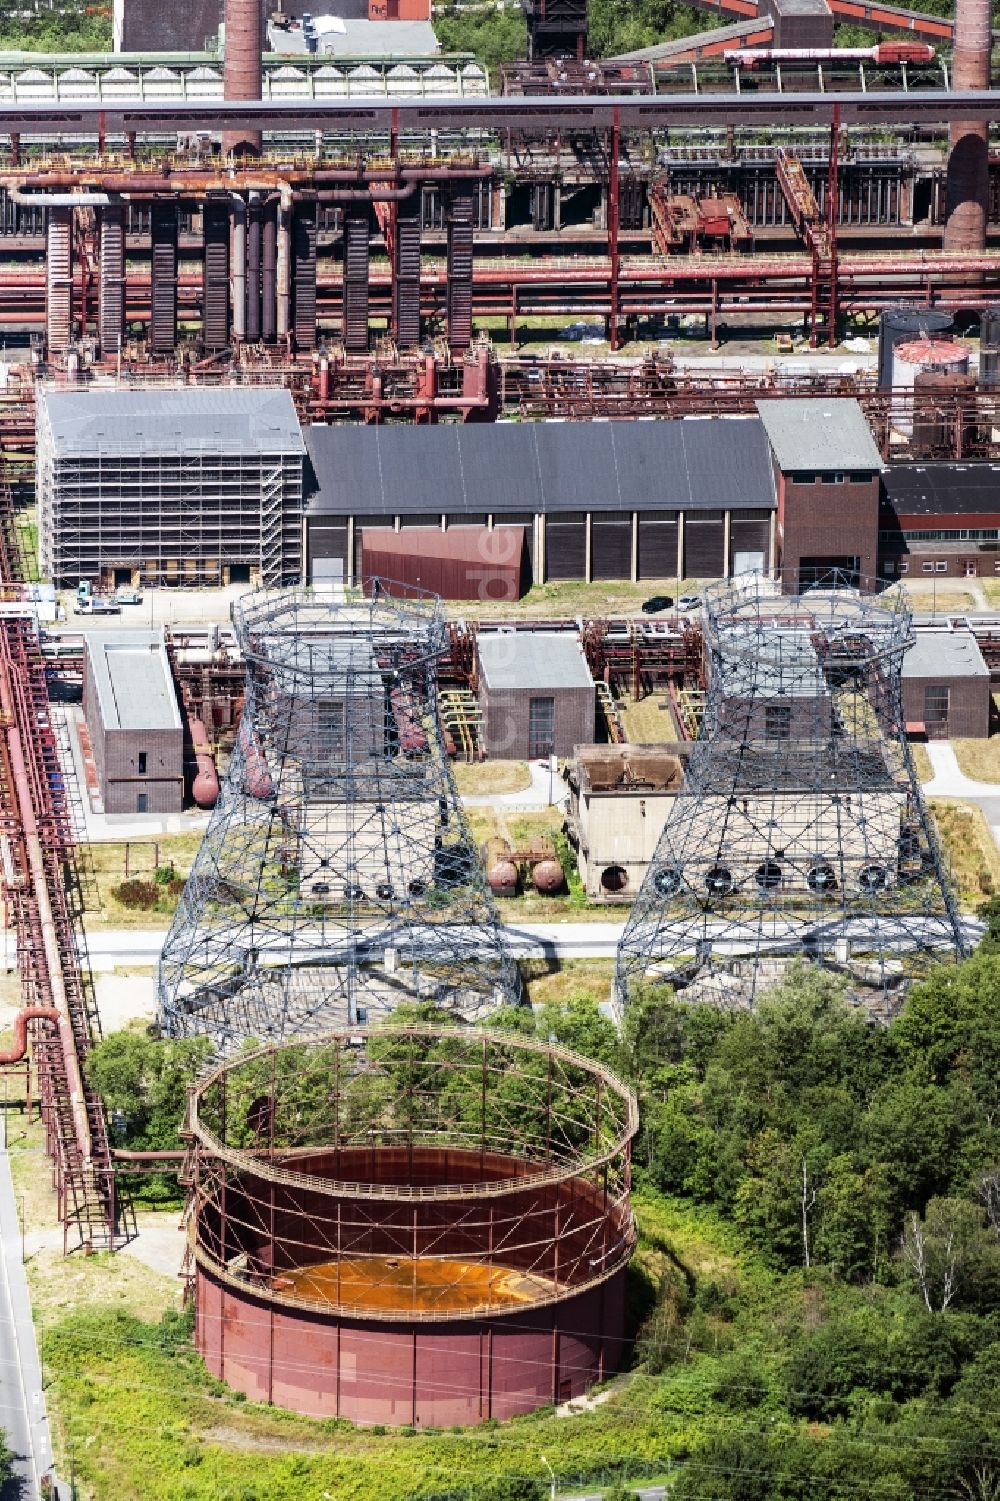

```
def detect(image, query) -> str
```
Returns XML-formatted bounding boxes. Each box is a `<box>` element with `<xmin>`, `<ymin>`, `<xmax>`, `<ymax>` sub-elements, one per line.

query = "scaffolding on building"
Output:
<box><xmin>614</xmin><ymin>572</ymin><xmax>968</xmax><ymax>1016</ymax></box>
<box><xmin>35</xmin><ymin>387</ymin><xmax>304</xmax><ymax>588</ymax></box>
<box><xmin>157</xmin><ymin>583</ymin><xmax>520</xmax><ymax>1054</ymax></box>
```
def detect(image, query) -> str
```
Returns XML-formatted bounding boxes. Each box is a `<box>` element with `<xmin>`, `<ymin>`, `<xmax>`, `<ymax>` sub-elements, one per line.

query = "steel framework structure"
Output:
<box><xmin>183</xmin><ymin>1025</ymin><xmax>637</xmax><ymax>1321</ymax></box>
<box><xmin>614</xmin><ymin>573</ymin><xmax>966</xmax><ymax>1013</ymax></box>
<box><xmin>158</xmin><ymin>585</ymin><xmax>518</xmax><ymax>1052</ymax></box>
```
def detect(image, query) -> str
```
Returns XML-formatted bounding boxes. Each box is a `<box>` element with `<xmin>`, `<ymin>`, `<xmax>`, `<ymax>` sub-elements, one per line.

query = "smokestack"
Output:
<box><xmin>223</xmin><ymin>0</ymin><xmax>263</xmax><ymax>158</ymax></box>
<box><xmin>943</xmin><ymin>0</ymin><xmax>991</xmax><ymax>252</ymax></box>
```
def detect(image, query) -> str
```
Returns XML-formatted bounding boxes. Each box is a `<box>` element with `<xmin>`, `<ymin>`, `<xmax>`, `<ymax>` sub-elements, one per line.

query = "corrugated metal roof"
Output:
<box><xmin>478</xmin><ymin>631</ymin><xmax>594</xmax><ymax>692</ymax></box>
<box><xmin>305</xmin><ymin>417</ymin><xmax>776</xmax><ymax>517</ymax></box>
<box><xmin>40</xmin><ymin>385</ymin><xmax>304</xmax><ymax>457</ymax></box>
<box><xmin>755</xmin><ymin>398</ymin><xmax>884</xmax><ymax>473</ymax></box>
<box><xmin>87</xmin><ymin>629</ymin><xmax>182</xmax><ymax>732</ymax></box>
<box><xmin>882</xmin><ymin>462</ymin><xmax>1000</xmax><ymax>517</ymax></box>
<box><xmin>903</xmin><ymin>628</ymin><xmax>989</xmax><ymax>680</ymax></box>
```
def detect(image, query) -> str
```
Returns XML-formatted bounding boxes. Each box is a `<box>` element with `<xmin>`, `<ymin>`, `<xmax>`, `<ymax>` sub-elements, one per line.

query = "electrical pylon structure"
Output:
<box><xmin>615</xmin><ymin>573</ymin><xmax>966</xmax><ymax>1013</ymax></box>
<box><xmin>158</xmin><ymin>584</ymin><xmax>519</xmax><ymax>1053</ymax></box>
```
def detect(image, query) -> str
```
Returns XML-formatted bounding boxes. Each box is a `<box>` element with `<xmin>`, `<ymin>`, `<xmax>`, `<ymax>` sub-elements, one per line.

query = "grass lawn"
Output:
<box><xmin>453</xmin><ymin>581</ymin><xmax>706</xmax><ymax>622</ymax></box>
<box><xmin>452</xmin><ymin>760</ymin><xmax>532</xmax><ymax>796</ymax></box>
<box><xmin>928</xmin><ymin>797</ymin><xmax>1000</xmax><ymax>905</ymax></box>
<box><xmin>951</xmin><ymin>737</ymin><xmax>1000</xmax><ymax>783</ymax></box>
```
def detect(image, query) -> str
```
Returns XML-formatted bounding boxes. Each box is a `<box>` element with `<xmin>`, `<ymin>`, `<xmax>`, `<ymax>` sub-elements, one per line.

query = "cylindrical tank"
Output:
<box><xmin>488</xmin><ymin>859</ymin><xmax>519</xmax><ymax>897</ymax></box>
<box><xmin>186</xmin><ymin>1029</ymin><xmax>638</xmax><ymax>1427</ymax></box>
<box><xmin>944</xmin><ymin>0</ymin><xmax>991</xmax><ymax>253</ymax></box>
<box><xmin>892</xmin><ymin>338</ymin><xmax>969</xmax><ymax>435</ymax></box>
<box><xmin>188</xmin><ymin>715</ymin><xmax>220</xmax><ymax>809</ymax></box>
<box><xmin>222</xmin><ymin>0</ymin><xmax>263</xmax><ymax>157</ymax></box>
<box><xmin>878</xmin><ymin>306</ymin><xmax>954</xmax><ymax>390</ymax></box>
<box><xmin>532</xmin><ymin>858</ymin><xmax>566</xmax><ymax>895</ymax></box>
<box><xmin>912</xmin><ymin>370</ymin><xmax>977</xmax><ymax>456</ymax></box>
<box><xmin>979</xmin><ymin>306</ymin><xmax>1000</xmax><ymax>389</ymax></box>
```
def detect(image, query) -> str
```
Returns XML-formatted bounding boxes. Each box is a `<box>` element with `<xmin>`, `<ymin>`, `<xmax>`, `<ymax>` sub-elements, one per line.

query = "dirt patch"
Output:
<box><xmin>201</xmin><ymin>1427</ymin><xmax>337</xmax><ymax>1455</ymax></box>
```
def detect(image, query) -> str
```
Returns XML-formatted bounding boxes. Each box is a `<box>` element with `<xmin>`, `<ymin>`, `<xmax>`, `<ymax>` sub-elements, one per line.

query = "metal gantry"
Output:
<box><xmin>615</xmin><ymin>572</ymin><xmax>966</xmax><ymax>1014</ymax></box>
<box><xmin>157</xmin><ymin>584</ymin><xmax>519</xmax><ymax>1053</ymax></box>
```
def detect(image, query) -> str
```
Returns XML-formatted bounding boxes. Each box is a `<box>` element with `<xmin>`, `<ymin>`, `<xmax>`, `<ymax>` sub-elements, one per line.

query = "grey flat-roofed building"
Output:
<box><xmin>38</xmin><ymin>386</ymin><xmax>305</xmax><ymax>588</ymax></box>
<box><xmin>304</xmin><ymin>417</ymin><xmax>777</xmax><ymax>588</ymax></box>
<box><xmin>477</xmin><ymin>631</ymin><xmax>596</xmax><ymax>759</ymax></box>
<box><xmin>756</xmin><ymin>398</ymin><xmax>885</xmax><ymax>474</ymax></box>
<box><xmin>901</xmin><ymin>627</ymin><xmax>991</xmax><ymax>738</ymax></box>
<box><xmin>83</xmin><ymin>629</ymin><xmax>184</xmax><ymax>814</ymax></box>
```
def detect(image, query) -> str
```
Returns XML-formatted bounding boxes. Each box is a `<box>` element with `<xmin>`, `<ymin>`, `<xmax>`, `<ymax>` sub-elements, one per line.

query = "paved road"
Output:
<box><xmin>0</xmin><ymin>1114</ymin><xmax>54</xmax><ymax>1501</ymax></box>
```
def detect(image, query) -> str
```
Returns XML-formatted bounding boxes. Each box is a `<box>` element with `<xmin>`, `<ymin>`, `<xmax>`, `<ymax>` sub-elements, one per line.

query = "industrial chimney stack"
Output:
<box><xmin>223</xmin><ymin>0</ymin><xmax>263</xmax><ymax>157</ymax></box>
<box><xmin>943</xmin><ymin>0</ymin><xmax>991</xmax><ymax>252</ymax></box>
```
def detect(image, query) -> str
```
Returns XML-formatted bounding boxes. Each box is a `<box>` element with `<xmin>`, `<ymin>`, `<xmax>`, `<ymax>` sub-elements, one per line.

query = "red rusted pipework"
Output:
<box><xmin>0</xmin><ymin>1006</ymin><xmax>60</xmax><ymax>1063</ymax></box>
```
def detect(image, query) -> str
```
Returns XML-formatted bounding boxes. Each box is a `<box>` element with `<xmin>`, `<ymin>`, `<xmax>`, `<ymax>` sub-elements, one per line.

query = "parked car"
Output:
<box><xmin>641</xmin><ymin>594</ymin><xmax>673</xmax><ymax>614</ymax></box>
<box><xmin>678</xmin><ymin>594</ymin><xmax>702</xmax><ymax>612</ymax></box>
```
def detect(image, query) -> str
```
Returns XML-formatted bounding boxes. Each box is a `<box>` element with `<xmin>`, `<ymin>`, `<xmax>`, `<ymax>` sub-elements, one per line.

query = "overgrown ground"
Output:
<box><xmin>927</xmin><ymin>797</ymin><xmax>1000</xmax><ymax>904</ymax></box>
<box><xmin>952</xmin><ymin>737</ymin><xmax>1000</xmax><ymax>783</ymax></box>
<box><xmin>453</xmin><ymin>582</ymin><xmax>704</xmax><ymax>622</ymax></box>
<box><xmin>84</xmin><ymin>834</ymin><xmax>204</xmax><ymax>928</ymax></box>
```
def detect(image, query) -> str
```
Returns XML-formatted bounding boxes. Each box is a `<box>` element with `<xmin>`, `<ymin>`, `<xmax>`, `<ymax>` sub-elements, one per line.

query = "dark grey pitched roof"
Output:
<box><xmin>882</xmin><ymin>462</ymin><xmax>1000</xmax><ymax>518</ymax></box>
<box><xmin>304</xmin><ymin>417</ymin><xmax>776</xmax><ymax>517</ymax></box>
<box><xmin>40</xmin><ymin>386</ymin><xmax>304</xmax><ymax>457</ymax></box>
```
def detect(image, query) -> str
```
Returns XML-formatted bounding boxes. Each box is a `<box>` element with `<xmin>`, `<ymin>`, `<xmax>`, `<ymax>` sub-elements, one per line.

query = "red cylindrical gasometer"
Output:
<box><xmin>186</xmin><ymin>1027</ymin><xmax>638</xmax><ymax>1426</ymax></box>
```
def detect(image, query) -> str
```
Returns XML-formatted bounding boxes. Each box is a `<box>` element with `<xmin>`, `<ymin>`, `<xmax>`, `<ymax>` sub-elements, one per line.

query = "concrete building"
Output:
<box><xmin>564</xmin><ymin>745</ymin><xmax>686</xmax><ymax>901</ymax></box>
<box><xmin>37</xmin><ymin>386</ymin><xmax>305</xmax><ymax>589</ymax></box>
<box><xmin>477</xmin><ymin>632</ymin><xmax>596</xmax><ymax>760</ymax></box>
<box><xmin>83</xmin><ymin>629</ymin><xmax>184</xmax><ymax>813</ymax></box>
<box><xmin>756</xmin><ymin>398</ymin><xmax>885</xmax><ymax>592</ymax></box>
<box><xmin>901</xmin><ymin>627</ymin><xmax>991</xmax><ymax>738</ymax></box>
<box><xmin>304</xmin><ymin>417</ymin><xmax>777</xmax><ymax>588</ymax></box>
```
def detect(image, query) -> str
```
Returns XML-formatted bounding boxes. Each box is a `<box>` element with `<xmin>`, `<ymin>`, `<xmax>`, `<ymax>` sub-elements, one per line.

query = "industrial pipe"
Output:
<box><xmin>231</xmin><ymin>193</ymin><xmax>246</xmax><ymax>344</ymax></box>
<box><xmin>7</xmin><ymin>186</ymin><xmax>112</xmax><ymax>206</ymax></box>
<box><xmin>276</xmin><ymin>183</ymin><xmax>291</xmax><ymax>343</ymax></box>
<box><xmin>0</xmin><ymin>1006</ymin><xmax>61</xmax><ymax>1064</ymax></box>
<box><xmin>0</xmin><ymin>689</ymin><xmax>92</xmax><ymax>1162</ymax></box>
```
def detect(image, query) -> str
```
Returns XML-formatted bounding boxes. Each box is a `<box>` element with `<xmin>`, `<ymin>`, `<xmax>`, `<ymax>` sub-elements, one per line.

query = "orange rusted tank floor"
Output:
<box><xmin>277</xmin><ymin>1256</ymin><xmax>555</xmax><ymax>1313</ymax></box>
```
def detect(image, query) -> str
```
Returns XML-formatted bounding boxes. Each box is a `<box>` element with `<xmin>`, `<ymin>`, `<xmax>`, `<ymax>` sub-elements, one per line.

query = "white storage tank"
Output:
<box><xmin>892</xmin><ymin>337</ymin><xmax>969</xmax><ymax>435</ymax></box>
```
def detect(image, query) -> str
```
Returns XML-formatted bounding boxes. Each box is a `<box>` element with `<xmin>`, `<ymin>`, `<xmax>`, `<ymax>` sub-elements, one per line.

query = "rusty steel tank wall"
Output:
<box><xmin>203</xmin><ymin>198</ymin><xmax>230</xmax><ymax>349</ymax></box>
<box><xmin>184</xmin><ymin>1028</ymin><xmax>638</xmax><ymax>1425</ymax></box>
<box><xmin>944</xmin><ymin>0</ymin><xmax>991</xmax><ymax>252</ymax></box>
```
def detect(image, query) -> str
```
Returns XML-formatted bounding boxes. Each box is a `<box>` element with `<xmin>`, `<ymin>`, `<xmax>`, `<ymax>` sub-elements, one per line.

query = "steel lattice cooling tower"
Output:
<box><xmin>615</xmin><ymin>572</ymin><xmax>966</xmax><ymax>1012</ymax></box>
<box><xmin>184</xmin><ymin>1027</ymin><xmax>638</xmax><ymax>1426</ymax></box>
<box><xmin>157</xmin><ymin>585</ymin><xmax>519</xmax><ymax>1052</ymax></box>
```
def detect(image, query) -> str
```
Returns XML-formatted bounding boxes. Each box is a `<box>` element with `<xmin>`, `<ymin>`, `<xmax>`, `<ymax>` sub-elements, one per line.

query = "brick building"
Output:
<box><xmin>880</xmin><ymin>463</ymin><xmax>1000</xmax><ymax>580</ymax></box>
<box><xmin>477</xmin><ymin>632</ymin><xmax>595</xmax><ymax>760</ymax></box>
<box><xmin>901</xmin><ymin>628</ymin><xmax>991</xmax><ymax>739</ymax></box>
<box><xmin>756</xmin><ymin>398</ymin><xmax>884</xmax><ymax>592</ymax></box>
<box><xmin>83</xmin><ymin>629</ymin><xmax>184</xmax><ymax>814</ymax></box>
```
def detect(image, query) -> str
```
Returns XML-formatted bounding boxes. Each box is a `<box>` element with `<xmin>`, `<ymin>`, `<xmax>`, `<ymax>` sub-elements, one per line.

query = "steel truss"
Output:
<box><xmin>615</xmin><ymin>572</ymin><xmax>966</xmax><ymax>1013</ymax></box>
<box><xmin>183</xmin><ymin>1026</ymin><xmax>637</xmax><ymax>1320</ymax></box>
<box><xmin>158</xmin><ymin>585</ymin><xmax>519</xmax><ymax>1053</ymax></box>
